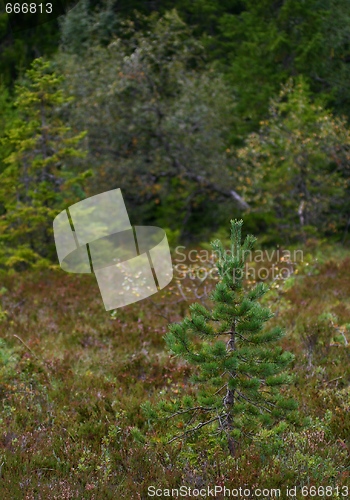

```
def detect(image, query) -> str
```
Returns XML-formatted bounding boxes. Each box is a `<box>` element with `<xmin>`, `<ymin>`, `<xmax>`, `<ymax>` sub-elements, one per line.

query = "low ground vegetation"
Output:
<box><xmin>0</xmin><ymin>241</ymin><xmax>349</xmax><ymax>498</ymax></box>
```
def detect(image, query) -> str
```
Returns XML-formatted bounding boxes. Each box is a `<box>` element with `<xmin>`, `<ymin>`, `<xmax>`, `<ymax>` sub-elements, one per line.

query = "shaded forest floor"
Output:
<box><xmin>0</xmin><ymin>243</ymin><xmax>349</xmax><ymax>499</ymax></box>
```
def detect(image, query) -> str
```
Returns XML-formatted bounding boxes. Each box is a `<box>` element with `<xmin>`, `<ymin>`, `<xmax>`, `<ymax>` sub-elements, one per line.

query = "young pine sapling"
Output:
<box><xmin>157</xmin><ymin>219</ymin><xmax>297</xmax><ymax>456</ymax></box>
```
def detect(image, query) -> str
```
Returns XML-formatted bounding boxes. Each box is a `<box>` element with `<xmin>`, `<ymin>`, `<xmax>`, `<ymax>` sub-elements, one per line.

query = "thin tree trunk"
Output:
<box><xmin>223</xmin><ymin>321</ymin><xmax>237</xmax><ymax>456</ymax></box>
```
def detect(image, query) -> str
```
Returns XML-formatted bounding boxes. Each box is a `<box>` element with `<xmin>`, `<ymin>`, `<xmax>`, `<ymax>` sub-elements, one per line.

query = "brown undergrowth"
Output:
<box><xmin>0</xmin><ymin>244</ymin><xmax>349</xmax><ymax>499</ymax></box>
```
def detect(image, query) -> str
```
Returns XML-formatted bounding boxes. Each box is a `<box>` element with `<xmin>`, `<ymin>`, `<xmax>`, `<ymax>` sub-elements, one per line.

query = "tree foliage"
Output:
<box><xmin>218</xmin><ymin>0</ymin><xmax>350</xmax><ymax>133</ymax></box>
<box><xmin>57</xmin><ymin>11</ymin><xmax>248</xmax><ymax>240</ymax></box>
<box><xmin>1</xmin><ymin>2</ymin><xmax>350</xmax><ymax>252</ymax></box>
<box><xmin>238</xmin><ymin>78</ymin><xmax>350</xmax><ymax>242</ymax></box>
<box><xmin>0</xmin><ymin>84</ymin><xmax>16</xmax><ymax>174</ymax></box>
<box><xmin>0</xmin><ymin>14</ymin><xmax>60</xmax><ymax>87</ymax></box>
<box><xmin>0</xmin><ymin>58</ymin><xmax>90</xmax><ymax>269</ymax></box>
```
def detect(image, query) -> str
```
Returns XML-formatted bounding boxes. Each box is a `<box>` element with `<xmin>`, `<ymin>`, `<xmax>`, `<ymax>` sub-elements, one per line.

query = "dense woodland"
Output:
<box><xmin>0</xmin><ymin>1</ymin><xmax>350</xmax><ymax>498</ymax></box>
<box><xmin>1</xmin><ymin>0</ymin><xmax>350</xmax><ymax>261</ymax></box>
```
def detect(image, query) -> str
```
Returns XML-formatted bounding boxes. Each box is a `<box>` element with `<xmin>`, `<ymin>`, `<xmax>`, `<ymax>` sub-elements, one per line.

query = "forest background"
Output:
<box><xmin>1</xmin><ymin>0</ymin><xmax>350</xmax><ymax>257</ymax></box>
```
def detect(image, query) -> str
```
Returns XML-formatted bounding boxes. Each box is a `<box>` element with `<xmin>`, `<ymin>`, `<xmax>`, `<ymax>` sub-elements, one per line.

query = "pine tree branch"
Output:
<box><xmin>216</xmin><ymin>330</ymin><xmax>256</xmax><ymax>343</ymax></box>
<box><xmin>237</xmin><ymin>355</ymin><xmax>264</xmax><ymax>364</ymax></box>
<box><xmin>213</xmin><ymin>383</ymin><xmax>228</xmax><ymax>396</ymax></box>
<box><xmin>166</xmin><ymin>406</ymin><xmax>215</xmax><ymax>419</ymax></box>
<box><xmin>167</xmin><ymin>416</ymin><xmax>220</xmax><ymax>444</ymax></box>
<box><xmin>236</xmin><ymin>390</ymin><xmax>272</xmax><ymax>414</ymax></box>
<box><xmin>235</xmin><ymin>332</ymin><xmax>255</xmax><ymax>343</ymax></box>
<box><xmin>184</xmin><ymin>409</ymin><xmax>199</xmax><ymax>430</ymax></box>
<box><xmin>239</xmin><ymin>371</ymin><xmax>266</xmax><ymax>385</ymax></box>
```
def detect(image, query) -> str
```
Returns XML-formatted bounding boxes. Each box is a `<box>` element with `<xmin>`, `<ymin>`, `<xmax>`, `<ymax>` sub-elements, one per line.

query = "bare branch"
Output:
<box><xmin>166</xmin><ymin>406</ymin><xmax>215</xmax><ymax>420</ymax></box>
<box><xmin>167</xmin><ymin>416</ymin><xmax>220</xmax><ymax>444</ymax></box>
